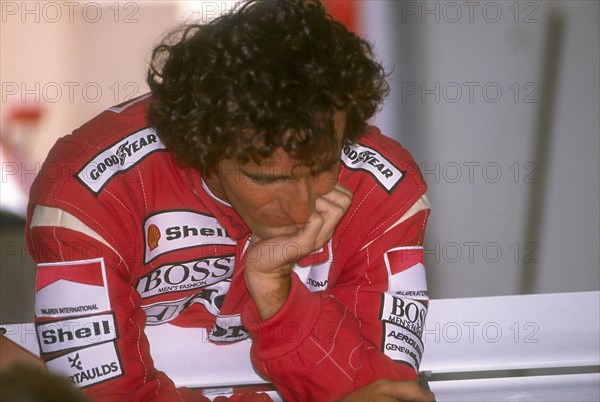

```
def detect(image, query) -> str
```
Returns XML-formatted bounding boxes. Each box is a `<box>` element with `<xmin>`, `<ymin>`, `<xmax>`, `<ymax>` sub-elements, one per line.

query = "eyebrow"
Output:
<box><xmin>240</xmin><ymin>158</ymin><xmax>339</xmax><ymax>181</ymax></box>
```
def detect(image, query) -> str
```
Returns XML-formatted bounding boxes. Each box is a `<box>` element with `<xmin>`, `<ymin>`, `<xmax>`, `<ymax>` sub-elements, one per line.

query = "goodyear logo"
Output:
<box><xmin>341</xmin><ymin>143</ymin><xmax>404</xmax><ymax>192</ymax></box>
<box><xmin>76</xmin><ymin>128</ymin><xmax>166</xmax><ymax>194</ymax></box>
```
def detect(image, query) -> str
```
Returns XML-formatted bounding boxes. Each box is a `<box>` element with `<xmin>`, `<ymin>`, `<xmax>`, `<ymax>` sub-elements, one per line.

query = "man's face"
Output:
<box><xmin>205</xmin><ymin>111</ymin><xmax>346</xmax><ymax>240</ymax></box>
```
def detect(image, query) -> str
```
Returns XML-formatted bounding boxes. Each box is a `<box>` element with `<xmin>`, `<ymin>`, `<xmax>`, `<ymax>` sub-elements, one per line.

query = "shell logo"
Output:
<box><xmin>147</xmin><ymin>224</ymin><xmax>161</xmax><ymax>251</ymax></box>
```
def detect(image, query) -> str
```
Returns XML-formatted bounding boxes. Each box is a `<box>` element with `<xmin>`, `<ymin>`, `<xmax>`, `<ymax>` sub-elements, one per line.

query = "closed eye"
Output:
<box><xmin>241</xmin><ymin>169</ymin><xmax>291</xmax><ymax>184</ymax></box>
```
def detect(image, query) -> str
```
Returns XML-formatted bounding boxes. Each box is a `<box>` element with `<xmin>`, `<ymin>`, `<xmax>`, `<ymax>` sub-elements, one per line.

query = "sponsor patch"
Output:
<box><xmin>341</xmin><ymin>143</ymin><xmax>404</xmax><ymax>192</ymax></box>
<box><xmin>380</xmin><ymin>294</ymin><xmax>427</xmax><ymax>338</ymax></box>
<box><xmin>136</xmin><ymin>256</ymin><xmax>235</xmax><ymax>298</ymax></box>
<box><xmin>46</xmin><ymin>341</ymin><xmax>123</xmax><ymax>388</ymax></box>
<box><xmin>382</xmin><ymin>322</ymin><xmax>424</xmax><ymax>370</ymax></box>
<box><xmin>293</xmin><ymin>239</ymin><xmax>333</xmax><ymax>292</ymax></box>
<box><xmin>35</xmin><ymin>258</ymin><xmax>111</xmax><ymax>319</ymax></box>
<box><xmin>380</xmin><ymin>293</ymin><xmax>427</xmax><ymax>370</ymax></box>
<box><xmin>143</xmin><ymin>280</ymin><xmax>231</xmax><ymax>325</ymax></box>
<box><xmin>209</xmin><ymin>314</ymin><xmax>250</xmax><ymax>342</ymax></box>
<box><xmin>76</xmin><ymin>127</ymin><xmax>166</xmax><ymax>194</ymax></box>
<box><xmin>143</xmin><ymin>210</ymin><xmax>235</xmax><ymax>263</ymax></box>
<box><xmin>36</xmin><ymin>313</ymin><xmax>117</xmax><ymax>354</ymax></box>
<box><xmin>384</xmin><ymin>247</ymin><xmax>428</xmax><ymax>300</ymax></box>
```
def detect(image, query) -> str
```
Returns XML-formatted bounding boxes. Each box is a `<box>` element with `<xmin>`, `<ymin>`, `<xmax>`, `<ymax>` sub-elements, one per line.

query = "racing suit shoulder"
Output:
<box><xmin>26</xmin><ymin>95</ymin><xmax>170</xmax><ymax>266</ymax></box>
<box><xmin>338</xmin><ymin>126</ymin><xmax>427</xmax><ymax>248</ymax></box>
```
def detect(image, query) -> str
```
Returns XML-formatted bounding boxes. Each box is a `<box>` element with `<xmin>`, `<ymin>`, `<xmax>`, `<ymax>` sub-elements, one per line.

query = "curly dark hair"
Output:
<box><xmin>147</xmin><ymin>0</ymin><xmax>389</xmax><ymax>170</ymax></box>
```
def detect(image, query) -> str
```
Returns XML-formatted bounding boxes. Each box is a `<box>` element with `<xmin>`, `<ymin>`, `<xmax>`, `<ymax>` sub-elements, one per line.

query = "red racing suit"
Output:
<box><xmin>26</xmin><ymin>95</ymin><xmax>430</xmax><ymax>401</ymax></box>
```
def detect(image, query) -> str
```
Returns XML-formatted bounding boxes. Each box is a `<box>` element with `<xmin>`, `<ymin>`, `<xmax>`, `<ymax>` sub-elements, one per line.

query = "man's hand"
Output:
<box><xmin>340</xmin><ymin>380</ymin><xmax>435</xmax><ymax>402</ymax></box>
<box><xmin>244</xmin><ymin>183</ymin><xmax>352</xmax><ymax>319</ymax></box>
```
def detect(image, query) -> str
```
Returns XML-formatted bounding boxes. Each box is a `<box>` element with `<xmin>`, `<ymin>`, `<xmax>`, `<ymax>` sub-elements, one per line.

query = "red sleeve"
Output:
<box><xmin>28</xmin><ymin>224</ymin><xmax>208</xmax><ymax>402</ymax></box>
<box><xmin>242</xmin><ymin>209</ymin><xmax>430</xmax><ymax>402</ymax></box>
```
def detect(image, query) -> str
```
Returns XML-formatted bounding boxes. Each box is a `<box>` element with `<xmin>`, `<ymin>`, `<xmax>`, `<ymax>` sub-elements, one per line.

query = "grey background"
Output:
<box><xmin>361</xmin><ymin>0</ymin><xmax>599</xmax><ymax>298</ymax></box>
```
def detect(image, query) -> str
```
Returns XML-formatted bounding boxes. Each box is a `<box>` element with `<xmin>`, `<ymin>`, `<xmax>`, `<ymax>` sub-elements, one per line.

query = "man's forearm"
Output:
<box><xmin>245</xmin><ymin>270</ymin><xmax>292</xmax><ymax>320</ymax></box>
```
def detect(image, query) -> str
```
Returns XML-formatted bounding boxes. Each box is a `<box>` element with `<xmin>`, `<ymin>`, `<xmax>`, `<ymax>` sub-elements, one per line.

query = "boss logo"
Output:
<box><xmin>380</xmin><ymin>294</ymin><xmax>428</xmax><ymax>337</ymax></box>
<box><xmin>389</xmin><ymin>298</ymin><xmax>427</xmax><ymax>328</ymax></box>
<box><xmin>136</xmin><ymin>257</ymin><xmax>234</xmax><ymax>298</ymax></box>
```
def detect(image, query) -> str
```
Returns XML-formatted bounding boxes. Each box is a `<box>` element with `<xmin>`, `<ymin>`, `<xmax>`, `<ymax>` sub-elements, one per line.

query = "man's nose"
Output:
<box><xmin>283</xmin><ymin>179</ymin><xmax>315</xmax><ymax>224</ymax></box>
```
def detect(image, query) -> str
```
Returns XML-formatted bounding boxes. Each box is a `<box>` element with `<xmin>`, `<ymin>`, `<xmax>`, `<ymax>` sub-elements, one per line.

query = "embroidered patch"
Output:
<box><xmin>76</xmin><ymin>127</ymin><xmax>166</xmax><ymax>194</ymax></box>
<box><xmin>36</xmin><ymin>313</ymin><xmax>117</xmax><ymax>354</ymax></box>
<box><xmin>382</xmin><ymin>322</ymin><xmax>424</xmax><ymax>370</ymax></box>
<box><xmin>143</xmin><ymin>210</ymin><xmax>235</xmax><ymax>263</ymax></box>
<box><xmin>142</xmin><ymin>280</ymin><xmax>231</xmax><ymax>325</ymax></box>
<box><xmin>380</xmin><ymin>294</ymin><xmax>427</xmax><ymax>338</ymax></box>
<box><xmin>136</xmin><ymin>256</ymin><xmax>235</xmax><ymax>298</ymax></box>
<box><xmin>384</xmin><ymin>247</ymin><xmax>428</xmax><ymax>300</ymax></box>
<box><xmin>209</xmin><ymin>314</ymin><xmax>250</xmax><ymax>343</ymax></box>
<box><xmin>45</xmin><ymin>341</ymin><xmax>123</xmax><ymax>388</ymax></box>
<box><xmin>380</xmin><ymin>294</ymin><xmax>428</xmax><ymax>370</ymax></box>
<box><xmin>341</xmin><ymin>143</ymin><xmax>404</xmax><ymax>192</ymax></box>
<box><xmin>35</xmin><ymin>258</ymin><xmax>111</xmax><ymax>319</ymax></box>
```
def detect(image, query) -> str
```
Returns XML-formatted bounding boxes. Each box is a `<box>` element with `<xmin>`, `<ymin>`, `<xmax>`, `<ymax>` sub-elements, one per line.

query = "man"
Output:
<box><xmin>26</xmin><ymin>1</ymin><xmax>433</xmax><ymax>401</ymax></box>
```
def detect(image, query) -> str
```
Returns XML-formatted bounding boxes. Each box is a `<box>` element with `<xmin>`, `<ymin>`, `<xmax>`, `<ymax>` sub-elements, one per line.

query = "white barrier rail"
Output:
<box><xmin>2</xmin><ymin>291</ymin><xmax>599</xmax><ymax>401</ymax></box>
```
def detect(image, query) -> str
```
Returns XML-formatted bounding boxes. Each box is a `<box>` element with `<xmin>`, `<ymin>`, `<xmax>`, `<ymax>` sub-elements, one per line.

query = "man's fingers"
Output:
<box><xmin>339</xmin><ymin>379</ymin><xmax>435</xmax><ymax>402</ymax></box>
<box><xmin>287</xmin><ymin>210</ymin><xmax>324</xmax><ymax>254</ymax></box>
<box><xmin>295</xmin><ymin>185</ymin><xmax>349</xmax><ymax>252</ymax></box>
<box><xmin>298</xmin><ymin>210</ymin><xmax>324</xmax><ymax>239</ymax></box>
<box><xmin>334</xmin><ymin>182</ymin><xmax>353</xmax><ymax>198</ymax></box>
<box><xmin>316</xmin><ymin>183</ymin><xmax>352</xmax><ymax>224</ymax></box>
<box><xmin>248</xmin><ymin>183</ymin><xmax>353</xmax><ymax>265</ymax></box>
<box><xmin>311</xmin><ymin>197</ymin><xmax>341</xmax><ymax>245</ymax></box>
<box><xmin>320</xmin><ymin>183</ymin><xmax>353</xmax><ymax>209</ymax></box>
<box><xmin>309</xmin><ymin>183</ymin><xmax>352</xmax><ymax>249</ymax></box>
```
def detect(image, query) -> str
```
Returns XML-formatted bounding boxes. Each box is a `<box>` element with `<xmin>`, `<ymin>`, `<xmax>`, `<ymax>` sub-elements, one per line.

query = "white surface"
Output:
<box><xmin>3</xmin><ymin>291</ymin><xmax>599</xmax><ymax>400</ymax></box>
<box><xmin>145</xmin><ymin>324</ymin><xmax>264</xmax><ymax>388</ymax></box>
<box><xmin>421</xmin><ymin>291</ymin><xmax>600</xmax><ymax>373</ymax></box>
